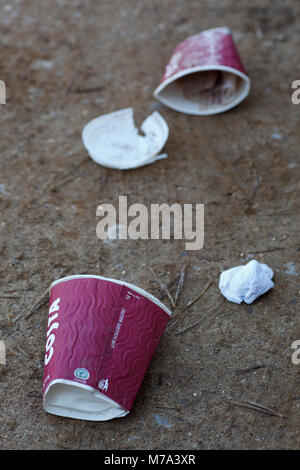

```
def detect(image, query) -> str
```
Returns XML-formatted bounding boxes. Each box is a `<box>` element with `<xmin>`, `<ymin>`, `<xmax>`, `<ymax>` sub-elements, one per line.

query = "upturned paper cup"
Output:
<box><xmin>154</xmin><ymin>27</ymin><xmax>250</xmax><ymax>115</ymax></box>
<box><xmin>42</xmin><ymin>275</ymin><xmax>171</xmax><ymax>421</ymax></box>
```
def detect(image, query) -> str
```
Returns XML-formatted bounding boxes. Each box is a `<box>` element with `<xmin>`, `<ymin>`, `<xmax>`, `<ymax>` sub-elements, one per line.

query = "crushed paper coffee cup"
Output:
<box><xmin>154</xmin><ymin>27</ymin><xmax>250</xmax><ymax>115</ymax></box>
<box><xmin>82</xmin><ymin>108</ymin><xmax>169</xmax><ymax>170</ymax></box>
<box><xmin>42</xmin><ymin>275</ymin><xmax>171</xmax><ymax>421</ymax></box>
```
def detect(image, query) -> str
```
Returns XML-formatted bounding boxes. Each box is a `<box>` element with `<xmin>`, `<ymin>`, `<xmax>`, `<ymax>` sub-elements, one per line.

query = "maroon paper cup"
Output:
<box><xmin>154</xmin><ymin>27</ymin><xmax>250</xmax><ymax>115</ymax></box>
<box><xmin>42</xmin><ymin>275</ymin><xmax>171</xmax><ymax>421</ymax></box>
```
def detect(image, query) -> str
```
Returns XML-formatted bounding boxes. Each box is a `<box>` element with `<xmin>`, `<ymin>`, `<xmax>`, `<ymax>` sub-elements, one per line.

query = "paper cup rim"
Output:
<box><xmin>43</xmin><ymin>378</ymin><xmax>129</xmax><ymax>421</ymax></box>
<box><xmin>50</xmin><ymin>274</ymin><xmax>172</xmax><ymax>316</ymax></box>
<box><xmin>153</xmin><ymin>65</ymin><xmax>251</xmax><ymax>116</ymax></box>
<box><xmin>186</xmin><ymin>26</ymin><xmax>232</xmax><ymax>37</ymax></box>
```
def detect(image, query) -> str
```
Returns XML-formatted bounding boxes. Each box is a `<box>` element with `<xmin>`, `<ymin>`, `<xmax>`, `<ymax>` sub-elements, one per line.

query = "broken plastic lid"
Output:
<box><xmin>82</xmin><ymin>108</ymin><xmax>169</xmax><ymax>170</ymax></box>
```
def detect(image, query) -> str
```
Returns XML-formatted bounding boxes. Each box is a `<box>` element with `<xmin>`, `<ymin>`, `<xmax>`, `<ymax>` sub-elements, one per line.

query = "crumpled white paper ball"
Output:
<box><xmin>219</xmin><ymin>259</ymin><xmax>274</xmax><ymax>304</ymax></box>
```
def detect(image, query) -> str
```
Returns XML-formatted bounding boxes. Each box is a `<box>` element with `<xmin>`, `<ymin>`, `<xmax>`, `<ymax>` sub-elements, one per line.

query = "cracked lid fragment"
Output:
<box><xmin>82</xmin><ymin>108</ymin><xmax>169</xmax><ymax>170</ymax></box>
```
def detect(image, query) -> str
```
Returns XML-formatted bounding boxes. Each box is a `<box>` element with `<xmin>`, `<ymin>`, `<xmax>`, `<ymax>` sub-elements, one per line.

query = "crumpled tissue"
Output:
<box><xmin>219</xmin><ymin>259</ymin><xmax>274</xmax><ymax>304</ymax></box>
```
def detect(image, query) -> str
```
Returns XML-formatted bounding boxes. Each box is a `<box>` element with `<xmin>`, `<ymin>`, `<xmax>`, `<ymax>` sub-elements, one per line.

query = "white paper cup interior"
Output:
<box><xmin>155</xmin><ymin>66</ymin><xmax>250</xmax><ymax>115</ymax></box>
<box><xmin>43</xmin><ymin>379</ymin><xmax>129</xmax><ymax>421</ymax></box>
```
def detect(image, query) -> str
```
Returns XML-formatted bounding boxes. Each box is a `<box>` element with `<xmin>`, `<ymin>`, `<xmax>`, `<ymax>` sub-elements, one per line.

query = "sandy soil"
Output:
<box><xmin>0</xmin><ymin>0</ymin><xmax>299</xmax><ymax>450</ymax></box>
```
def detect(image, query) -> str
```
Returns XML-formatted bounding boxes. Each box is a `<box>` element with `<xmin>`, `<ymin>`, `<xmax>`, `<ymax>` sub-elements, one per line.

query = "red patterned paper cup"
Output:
<box><xmin>42</xmin><ymin>275</ymin><xmax>171</xmax><ymax>421</ymax></box>
<box><xmin>154</xmin><ymin>27</ymin><xmax>250</xmax><ymax>115</ymax></box>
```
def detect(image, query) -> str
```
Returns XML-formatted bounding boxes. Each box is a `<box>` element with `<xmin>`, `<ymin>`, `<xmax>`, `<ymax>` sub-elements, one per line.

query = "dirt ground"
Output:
<box><xmin>0</xmin><ymin>0</ymin><xmax>299</xmax><ymax>450</ymax></box>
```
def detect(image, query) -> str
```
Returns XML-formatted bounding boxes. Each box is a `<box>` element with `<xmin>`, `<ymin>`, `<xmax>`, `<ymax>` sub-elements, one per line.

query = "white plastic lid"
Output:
<box><xmin>82</xmin><ymin>108</ymin><xmax>169</xmax><ymax>169</ymax></box>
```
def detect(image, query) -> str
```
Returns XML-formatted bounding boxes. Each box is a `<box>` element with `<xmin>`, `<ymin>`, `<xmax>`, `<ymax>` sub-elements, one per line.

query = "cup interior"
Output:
<box><xmin>156</xmin><ymin>68</ymin><xmax>250</xmax><ymax>115</ymax></box>
<box><xmin>44</xmin><ymin>379</ymin><xmax>129</xmax><ymax>421</ymax></box>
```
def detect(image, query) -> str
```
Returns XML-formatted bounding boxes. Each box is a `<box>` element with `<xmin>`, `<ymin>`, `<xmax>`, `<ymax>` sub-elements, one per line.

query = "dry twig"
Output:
<box><xmin>46</xmin><ymin>156</ymin><xmax>90</xmax><ymax>193</ymax></box>
<box><xmin>25</xmin><ymin>286</ymin><xmax>50</xmax><ymax>320</ymax></box>
<box><xmin>174</xmin><ymin>265</ymin><xmax>186</xmax><ymax>306</ymax></box>
<box><xmin>235</xmin><ymin>365</ymin><xmax>266</xmax><ymax>375</ymax></box>
<box><xmin>173</xmin><ymin>300</ymin><xmax>223</xmax><ymax>335</ymax></box>
<box><xmin>0</xmin><ymin>295</ymin><xmax>20</xmax><ymax>299</ymax></box>
<box><xmin>25</xmin><ymin>267</ymin><xmax>73</xmax><ymax>319</ymax></box>
<box><xmin>225</xmin><ymin>398</ymin><xmax>284</xmax><ymax>418</ymax></box>
<box><xmin>150</xmin><ymin>267</ymin><xmax>175</xmax><ymax>308</ymax></box>
<box><xmin>68</xmin><ymin>85</ymin><xmax>104</xmax><ymax>94</ymax></box>
<box><xmin>179</xmin><ymin>279</ymin><xmax>213</xmax><ymax>314</ymax></box>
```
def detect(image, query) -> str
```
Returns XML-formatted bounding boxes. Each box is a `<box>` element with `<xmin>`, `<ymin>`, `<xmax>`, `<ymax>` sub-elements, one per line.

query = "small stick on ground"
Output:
<box><xmin>25</xmin><ymin>286</ymin><xmax>50</xmax><ymax>320</ymax></box>
<box><xmin>225</xmin><ymin>398</ymin><xmax>284</xmax><ymax>418</ymax></box>
<box><xmin>150</xmin><ymin>267</ymin><xmax>175</xmax><ymax>308</ymax></box>
<box><xmin>47</xmin><ymin>156</ymin><xmax>90</xmax><ymax>193</ymax></box>
<box><xmin>25</xmin><ymin>266</ymin><xmax>73</xmax><ymax>320</ymax></box>
<box><xmin>0</xmin><ymin>341</ymin><xmax>6</xmax><ymax>366</ymax></box>
<box><xmin>248</xmin><ymin>247</ymin><xmax>284</xmax><ymax>254</ymax></box>
<box><xmin>172</xmin><ymin>300</ymin><xmax>224</xmax><ymax>335</ymax></box>
<box><xmin>166</xmin><ymin>316</ymin><xmax>181</xmax><ymax>332</ymax></box>
<box><xmin>169</xmin><ymin>278</ymin><xmax>213</xmax><ymax>325</ymax></box>
<box><xmin>17</xmin><ymin>347</ymin><xmax>30</xmax><ymax>358</ymax></box>
<box><xmin>174</xmin><ymin>265</ymin><xmax>186</xmax><ymax>307</ymax></box>
<box><xmin>157</xmin><ymin>275</ymin><xmax>179</xmax><ymax>300</ymax></box>
<box><xmin>68</xmin><ymin>85</ymin><xmax>104</xmax><ymax>94</ymax></box>
<box><xmin>235</xmin><ymin>364</ymin><xmax>266</xmax><ymax>375</ymax></box>
<box><xmin>179</xmin><ymin>279</ymin><xmax>213</xmax><ymax>314</ymax></box>
<box><xmin>174</xmin><ymin>318</ymin><xmax>205</xmax><ymax>336</ymax></box>
<box><xmin>154</xmin><ymin>405</ymin><xmax>178</xmax><ymax>410</ymax></box>
<box><xmin>245</xmin><ymin>399</ymin><xmax>284</xmax><ymax>418</ymax></box>
<box><xmin>0</xmin><ymin>295</ymin><xmax>21</xmax><ymax>299</ymax></box>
